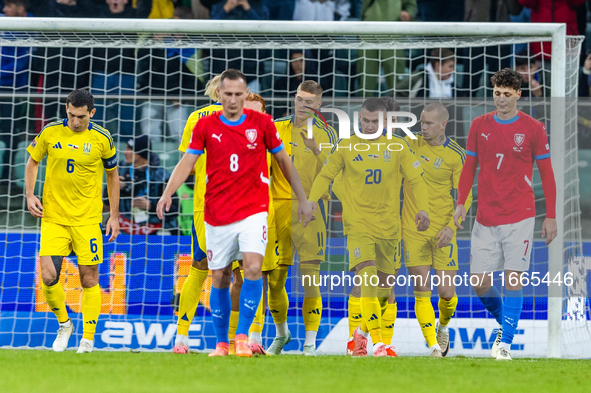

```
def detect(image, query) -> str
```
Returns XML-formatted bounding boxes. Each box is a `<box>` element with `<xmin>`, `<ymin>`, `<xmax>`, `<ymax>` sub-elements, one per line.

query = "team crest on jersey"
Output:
<box><xmin>514</xmin><ymin>134</ymin><xmax>525</xmax><ymax>146</ymax></box>
<box><xmin>207</xmin><ymin>250</ymin><xmax>213</xmax><ymax>262</ymax></box>
<box><xmin>383</xmin><ymin>150</ymin><xmax>391</xmax><ymax>162</ymax></box>
<box><xmin>433</xmin><ymin>157</ymin><xmax>443</xmax><ymax>169</ymax></box>
<box><xmin>83</xmin><ymin>143</ymin><xmax>92</xmax><ymax>155</ymax></box>
<box><xmin>245</xmin><ymin>129</ymin><xmax>257</xmax><ymax>143</ymax></box>
<box><xmin>353</xmin><ymin>247</ymin><xmax>361</xmax><ymax>258</ymax></box>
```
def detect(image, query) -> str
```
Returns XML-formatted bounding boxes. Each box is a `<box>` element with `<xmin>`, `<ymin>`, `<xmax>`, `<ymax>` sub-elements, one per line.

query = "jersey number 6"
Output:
<box><xmin>66</xmin><ymin>159</ymin><xmax>75</xmax><ymax>173</ymax></box>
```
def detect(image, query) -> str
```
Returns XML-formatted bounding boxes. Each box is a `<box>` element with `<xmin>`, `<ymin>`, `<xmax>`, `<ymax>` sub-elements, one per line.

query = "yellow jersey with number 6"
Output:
<box><xmin>26</xmin><ymin>120</ymin><xmax>117</xmax><ymax>226</ymax></box>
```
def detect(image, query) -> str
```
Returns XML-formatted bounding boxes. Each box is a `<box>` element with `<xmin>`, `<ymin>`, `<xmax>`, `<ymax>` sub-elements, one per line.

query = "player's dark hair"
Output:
<box><xmin>428</xmin><ymin>48</ymin><xmax>455</xmax><ymax>66</ymax></box>
<box><xmin>5</xmin><ymin>0</ymin><xmax>28</xmax><ymax>8</ymax></box>
<box><xmin>173</xmin><ymin>6</ymin><xmax>193</xmax><ymax>19</ymax></box>
<box><xmin>491</xmin><ymin>68</ymin><xmax>523</xmax><ymax>92</ymax></box>
<box><xmin>220</xmin><ymin>69</ymin><xmax>247</xmax><ymax>86</ymax></box>
<box><xmin>514</xmin><ymin>50</ymin><xmax>532</xmax><ymax>68</ymax></box>
<box><xmin>66</xmin><ymin>89</ymin><xmax>95</xmax><ymax>112</ymax></box>
<box><xmin>379</xmin><ymin>96</ymin><xmax>400</xmax><ymax>112</ymax></box>
<box><xmin>362</xmin><ymin>97</ymin><xmax>388</xmax><ymax>113</ymax></box>
<box><xmin>297</xmin><ymin>80</ymin><xmax>323</xmax><ymax>97</ymax></box>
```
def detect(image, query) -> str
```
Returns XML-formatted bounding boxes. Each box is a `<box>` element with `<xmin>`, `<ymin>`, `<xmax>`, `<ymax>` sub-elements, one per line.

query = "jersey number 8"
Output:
<box><xmin>230</xmin><ymin>154</ymin><xmax>239</xmax><ymax>172</ymax></box>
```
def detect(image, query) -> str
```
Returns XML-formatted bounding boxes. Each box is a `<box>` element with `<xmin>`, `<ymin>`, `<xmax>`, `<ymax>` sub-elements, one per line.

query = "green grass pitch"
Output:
<box><xmin>1</xmin><ymin>350</ymin><xmax>590</xmax><ymax>393</ymax></box>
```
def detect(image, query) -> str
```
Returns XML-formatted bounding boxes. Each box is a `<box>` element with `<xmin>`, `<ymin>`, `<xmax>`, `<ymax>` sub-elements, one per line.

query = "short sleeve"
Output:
<box><xmin>101</xmin><ymin>140</ymin><xmax>118</xmax><ymax>171</ymax></box>
<box><xmin>265</xmin><ymin>116</ymin><xmax>284</xmax><ymax>154</ymax></box>
<box><xmin>179</xmin><ymin>115</ymin><xmax>196</xmax><ymax>153</ymax></box>
<box><xmin>26</xmin><ymin>130</ymin><xmax>49</xmax><ymax>162</ymax></box>
<box><xmin>533</xmin><ymin>122</ymin><xmax>551</xmax><ymax>161</ymax></box>
<box><xmin>399</xmin><ymin>144</ymin><xmax>424</xmax><ymax>184</ymax></box>
<box><xmin>465</xmin><ymin>118</ymin><xmax>479</xmax><ymax>158</ymax></box>
<box><xmin>187</xmin><ymin>119</ymin><xmax>206</xmax><ymax>155</ymax></box>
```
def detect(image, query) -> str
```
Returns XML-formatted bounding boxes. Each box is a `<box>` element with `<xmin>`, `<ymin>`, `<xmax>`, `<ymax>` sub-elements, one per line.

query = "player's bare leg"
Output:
<box><xmin>40</xmin><ymin>255</ymin><xmax>74</xmax><ymax>352</ymax></box>
<box><xmin>209</xmin><ymin>264</ymin><xmax>233</xmax><ymax>357</ymax></box>
<box><xmin>435</xmin><ymin>269</ymin><xmax>457</xmax><ymax>357</ymax></box>
<box><xmin>301</xmin><ymin>260</ymin><xmax>322</xmax><ymax>356</ymax></box>
<box><xmin>228</xmin><ymin>262</ymin><xmax>243</xmax><ymax>355</ymax></box>
<box><xmin>77</xmin><ymin>264</ymin><xmax>101</xmax><ymax>354</ymax></box>
<box><xmin>175</xmin><ymin>257</ymin><xmax>209</xmax><ymax>354</ymax></box>
<box><xmin>409</xmin><ymin>265</ymin><xmax>441</xmax><ymax>357</ymax></box>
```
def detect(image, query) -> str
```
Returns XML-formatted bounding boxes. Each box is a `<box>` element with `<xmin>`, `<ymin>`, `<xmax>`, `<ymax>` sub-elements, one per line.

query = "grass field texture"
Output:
<box><xmin>1</xmin><ymin>350</ymin><xmax>590</xmax><ymax>393</ymax></box>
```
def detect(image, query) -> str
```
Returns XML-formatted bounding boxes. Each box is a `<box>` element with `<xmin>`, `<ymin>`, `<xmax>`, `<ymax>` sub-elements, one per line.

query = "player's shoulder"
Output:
<box><xmin>274</xmin><ymin>115</ymin><xmax>294</xmax><ymax>125</ymax></box>
<box><xmin>313</xmin><ymin>117</ymin><xmax>338</xmax><ymax>145</ymax></box>
<box><xmin>518</xmin><ymin>111</ymin><xmax>546</xmax><ymax>131</ymax></box>
<box><xmin>443</xmin><ymin>137</ymin><xmax>466</xmax><ymax>164</ymax></box>
<box><xmin>38</xmin><ymin>120</ymin><xmax>64</xmax><ymax>137</ymax></box>
<box><xmin>89</xmin><ymin>122</ymin><xmax>114</xmax><ymax>149</ymax></box>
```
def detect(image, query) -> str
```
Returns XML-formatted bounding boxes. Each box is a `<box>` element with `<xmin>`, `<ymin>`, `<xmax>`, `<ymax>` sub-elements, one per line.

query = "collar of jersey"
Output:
<box><xmin>63</xmin><ymin>119</ymin><xmax>92</xmax><ymax>130</ymax></box>
<box><xmin>220</xmin><ymin>114</ymin><xmax>246</xmax><ymax>126</ymax></box>
<box><xmin>442</xmin><ymin>136</ymin><xmax>450</xmax><ymax>147</ymax></box>
<box><xmin>493</xmin><ymin>113</ymin><xmax>520</xmax><ymax>125</ymax></box>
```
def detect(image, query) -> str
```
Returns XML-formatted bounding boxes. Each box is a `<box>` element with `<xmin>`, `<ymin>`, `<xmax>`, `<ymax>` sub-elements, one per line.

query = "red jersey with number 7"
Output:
<box><xmin>465</xmin><ymin>110</ymin><xmax>550</xmax><ymax>226</ymax></box>
<box><xmin>186</xmin><ymin>108</ymin><xmax>284</xmax><ymax>226</ymax></box>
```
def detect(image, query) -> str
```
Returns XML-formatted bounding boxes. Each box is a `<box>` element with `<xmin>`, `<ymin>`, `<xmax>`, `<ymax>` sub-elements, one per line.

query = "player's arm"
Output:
<box><xmin>104</xmin><ymin>168</ymin><xmax>120</xmax><ymax>242</ymax></box>
<box><xmin>157</xmin><ymin>152</ymin><xmax>201</xmax><ymax>220</ymax></box>
<box><xmin>534</xmin><ymin>124</ymin><xmax>557</xmax><ymax>245</ymax></box>
<box><xmin>292</xmin><ymin>161</ymin><xmax>315</xmax><ymax>226</ymax></box>
<box><xmin>308</xmin><ymin>149</ymin><xmax>344</xmax><ymax>207</ymax></box>
<box><xmin>454</xmin><ymin>120</ymin><xmax>479</xmax><ymax>228</ymax></box>
<box><xmin>25</xmin><ymin>157</ymin><xmax>43</xmax><ymax>218</ymax></box>
<box><xmin>400</xmin><ymin>146</ymin><xmax>430</xmax><ymax>231</ymax></box>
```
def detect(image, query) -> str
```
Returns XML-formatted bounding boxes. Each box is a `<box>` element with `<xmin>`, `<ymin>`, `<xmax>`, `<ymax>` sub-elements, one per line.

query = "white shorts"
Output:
<box><xmin>470</xmin><ymin>217</ymin><xmax>535</xmax><ymax>274</ymax></box>
<box><xmin>205</xmin><ymin>212</ymin><xmax>268</xmax><ymax>271</ymax></box>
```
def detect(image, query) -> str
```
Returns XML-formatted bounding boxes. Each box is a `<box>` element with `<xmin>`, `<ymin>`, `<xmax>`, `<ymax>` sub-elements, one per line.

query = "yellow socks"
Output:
<box><xmin>82</xmin><ymin>285</ymin><xmax>101</xmax><ymax>341</ymax></box>
<box><xmin>348</xmin><ymin>295</ymin><xmax>362</xmax><ymax>337</ymax></box>
<box><xmin>177</xmin><ymin>267</ymin><xmax>209</xmax><ymax>336</ymax></box>
<box><xmin>228</xmin><ymin>310</ymin><xmax>239</xmax><ymax>343</ymax></box>
<box><xmin>42</xmin><ymin>282</ymin><xmax>69</xmax><ymax>323</ymax></box>
<box><xmin>438</xmin><ymin>293</ymin><xmax>458</xmax><ymax>327</ymax></box>
<box><xmin>381</xmin><ymin>302</ymin><xmax>397</xmax><ymax>345</ymax></box>
<box><xmin>249</xmin><ymin>292</ymin><xmax>265</xmax><ymax>341</ymax></box>
<box><xmin>301</xmin><ymin>264</ymin><xmax>322</xmax><ymax>332</ymax></box>
<box><xmin>359</xmin><ymin>266</ymin><xmax>382</xmax><ymax>344</ymax></box>
<box><xmin>268</xmin><ymin>265</ymin><xmax>289</xmax><ymax>325</ymax></box>
<box><xmin>415</xmin><ymin>290</ymin><xmax>437</xmax><ymax>347</ymax></box>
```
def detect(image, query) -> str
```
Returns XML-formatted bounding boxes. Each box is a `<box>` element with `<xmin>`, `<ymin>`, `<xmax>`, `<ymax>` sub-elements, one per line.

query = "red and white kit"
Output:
<box><xmin>186</xmin><ymin>108</ymin><xmax>285</xmax><ymax>269</ymax></box>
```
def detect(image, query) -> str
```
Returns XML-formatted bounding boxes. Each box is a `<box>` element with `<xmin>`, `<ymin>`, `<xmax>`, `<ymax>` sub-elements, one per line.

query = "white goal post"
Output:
<box><xmin>0</xmin><ymin>18</ymin><xmax>586</xmax><ymax>357</ymax></box>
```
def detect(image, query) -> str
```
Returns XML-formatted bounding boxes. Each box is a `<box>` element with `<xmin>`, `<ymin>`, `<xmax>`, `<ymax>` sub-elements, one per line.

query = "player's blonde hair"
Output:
<box><xmin>245</xmin><ymin>93</ymin><xmax>266</xmax><ymax>113</ymax></box>
<box><xmin>205</xmin><ymin>75</ymin><xmax>221</xmax><ymax>102</ymax></box>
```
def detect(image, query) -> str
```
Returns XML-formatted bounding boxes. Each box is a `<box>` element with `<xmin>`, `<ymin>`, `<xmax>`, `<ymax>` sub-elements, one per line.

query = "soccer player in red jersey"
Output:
<box><xmin>157</xmin><ymin>69</ymin><xmax>312</xmax><ymax>357</ymax></box>
<box><xmin>454</xmin><ymin>68</ymin><xmax>557</xmax><ymax>361</ymax></box>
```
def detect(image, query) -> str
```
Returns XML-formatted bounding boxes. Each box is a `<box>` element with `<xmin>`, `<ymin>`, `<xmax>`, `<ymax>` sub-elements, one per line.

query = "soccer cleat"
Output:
<box><xmin>173</xmin><ymin>334</ymin><xmax>190</xmax><ymax>354</ymax></box>
<box><xmin>373</xmin><ymin>344</ymin><xmax>388</xmax><ymax>357</ymax></box>
<box><xmin>52</xmin><ymin>320</ymin><xmax>74</xmax><ymax>352</ymax></box>
<box><xmin>496</xmin><ymin>347</ymin><xmax>512</xmax><ymax>361</ymax></box>
<box><xmin>430</xmin><ymin>344</ymin><xmax>443</xmax><ymax>358</ymax></box>
<box><xmin>229</xmin><ymin>340</ymin><xmax>235</xmax><ymax>356</ymax></box>
<box><xmin>346</xmin><ymin>338</ymin><xmax>355</xmax><ymax>356</ymax></box>
<box><xmin>491</xmin><ymin>328</ymin><xmax>503</xmax><ymax>358</ymax></box>
<box><xmin>208</xmin><ymin>342</ymin><xmax>229</xmax><ymax>357</ymax></box>
<box><xmin>351</xmin><ymin>327</ymin><xmax>368</xmax><ymax>357</ymax></box>
<box><xmin>436</xmin><ymin>322</ymin><xmax>450</xmax><ymax>357</ymax></box>
<box><xmin>385</xmin><ymin>345</ymin><xmax>399</xmax><ymax>357</ymax></box>
<box><xmin>235</xmin><ymin>334</ymin><xmax>252</xmax><ymax>357</ymax></box>
<box><xmin>249</xmin><ymin>342</ymin><xmax>267</xmax><ymax>356</ymax></box>
<box><xmin>303</xmin><ymin>345</ymin><xmax>316</xmax><ymax>356</ymax></box>
<box><xmin>267</xmin><ymin>330</ymin><xmax>292</xmax><ymax>355</ymax></box>
<box><xmin>76</xmin><ymin>338</ymin><xmax>94</xmax><ymax>354</ymax></box>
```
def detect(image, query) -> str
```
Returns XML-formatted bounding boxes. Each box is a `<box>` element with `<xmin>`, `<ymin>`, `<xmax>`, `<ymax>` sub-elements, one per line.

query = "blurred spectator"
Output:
<box><xmin>191</xmin><ymin>0</ymin><xmax>215</xmax><ymax>18</ymax></box>
<box><xmin>293</xmin><ymin>0</ymin><xmax>349</xmax><ymax>21</ymax></box>
<box><xmin>1</xmin><ymin>0</ymin><xmax>33</xmax><ymax>179</ymax></box>
<box><xmin>79</xmin><ymin>0</ymin><xmax>153</xmax><ymax>18</ymax></box>
<box><xmin>519</xmin><ymin>0</ymin><xmax>586</xmax><ymax>61</ymax></box>
<box><xmin>417</xmin><ymin>0</ymin><xmax>463</xmax><ymax>21</ymax></box>
<box><xmin>580</xmin><ymin>53</ymin><xmax>591</xmax><ymax>97</ymax></box>
<box><xmin>54</xmin><ymin>0</ymin><xmax>87</xmax><ymax>17</ymax></box>
<box><xmin>211</xmin><ymin>0</ymin><xmax>269</xmax><ymax>19</ymax></box>
<box><xmin>396</xmin><ymin>48</ymin><xmax>456</xmax><ymax>98</ymax></box>
<box><xmin>210</xmin><ymin>0</ymin><xmax>269</xmax><ymax>91</ymax></box>
<box><xmin>357</xmin><ymin>0</ymin><xmax>417</xmax><ymax>96</ymax></box>
<box><xmin>136</xmin><ymin>6</ymin><xmax>197</xmax><ymax>142</ymax></box>
<box><xmin>264</xmin><ymin>0</ymin><xmax>294</xmax><ymax>20</ymax></box>
<box><xmin>273</xmin><ymin>50</ymin><xmax>318</xmax><ymax>117</ymax></box>
<box><xmin>105</xmin><ymin>135</ymin><xmax>179</xmax><ymax>235</ymax></box>
<box><xmin>514</xmin><ymin>51</ymin><xmax>543</xmax><ymax>98</ymax></box>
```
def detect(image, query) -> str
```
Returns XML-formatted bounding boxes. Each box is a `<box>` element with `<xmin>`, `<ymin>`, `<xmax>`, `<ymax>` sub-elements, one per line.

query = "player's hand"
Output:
<box><xmin>542</xmin><ymin>217</ymin><xmax>557</xmax><ymax>245</ymax></box>
<box><xmin>531</xmin><ymin>78</ymin><xmax>543</xmax><ymax>98</ymax></box>
<box><xmin>238</xmin><ymin>0</ymin><xmax>251</xmax><ymax>11</ymax></box>
<box><xmin>400</xmin><ymin>11</ymin><xmax>411</xmax><ymax>21</ymax></box>
<box><xmin>300</xmin><ymin>131</ymin><xmax>320</xmax><ymax>156</ymax></box>
<box><xmin>298</xmin><ymin>201</ymin><xmax>316</xmax><ymax>227</ymax></box>
<box><xmin>133</xmin><ymin>197</ymin><xmax>150</xmax><ymax>211</ymax></box>
<box><xmin>224</xmin><ymin>0</ymin><xmax>239</xmax><ymax>12</ymax></box>
<box><xmin>415</xmin><ymin>210</ymin><xmax>430</xmax><ymax>231</ymax></box>
<box><xmin>436</xmin><ymin>226</ymin><xmax>454</xmax><ymax>249</ymax></box>
<box><xmin>26</xmin><ymin>194</ymin><xmax>44</xmax><ymax>218</ymax></box>
<box><xmin>156</xmin><ymin>194</ymin><xmax>172</xmax><ymax>220</ymax></box>
<box><xmin>453</xmin><ymin>204</ymin><xmax>466</xmax><ymax>229</ymax></box>
<box><xmin>105</xmin><ymin>216</ymin><xmax>120</xmax><ymax>243</ymax></box>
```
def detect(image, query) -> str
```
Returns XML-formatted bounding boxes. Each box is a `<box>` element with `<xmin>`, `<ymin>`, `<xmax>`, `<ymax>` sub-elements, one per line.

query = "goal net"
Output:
<box><xmin>0</xmin><ymin>18</ymin><xmax>587</xmax><ymax>357</ymax></box>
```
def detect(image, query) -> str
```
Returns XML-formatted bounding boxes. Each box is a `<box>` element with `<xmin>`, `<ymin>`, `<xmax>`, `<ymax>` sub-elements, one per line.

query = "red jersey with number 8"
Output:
<box><xmin>186</xmin><ymin>108</ymin><xmax>284</xmax><ymax>226</ymax></box>
<box><xmin>465</xmin><ymin>110</ymin><xmax>550</xmax><ymax>226</ymax></box>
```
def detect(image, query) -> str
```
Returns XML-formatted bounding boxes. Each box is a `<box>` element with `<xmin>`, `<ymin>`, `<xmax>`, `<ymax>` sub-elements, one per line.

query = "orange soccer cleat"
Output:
<box><xmin>385</xmin><ymin>345</ymin><xmax>399</xmax><ymax>357</ymax></box>
<box><xmin>347</xmin><ymin>338</ymin><xmax>355</xmax><ymax>356</ymax></box>
<box><xmin>249</xmin><ymin>342</ymin><xmax>266</xmax><ymax>356</ymax></box>
<box><xmin>235</xmin><ymin>334</ymin><xmax>253</xmax><ymax>357</ymax></box>
<box><xmin>208</xmin><ymin>342</ymin><xmax>230</xmax><ymax>357</ymax></box>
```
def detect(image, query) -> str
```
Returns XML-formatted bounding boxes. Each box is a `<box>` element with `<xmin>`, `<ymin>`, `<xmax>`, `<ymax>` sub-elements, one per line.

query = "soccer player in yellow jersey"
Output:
<box><xmin>174</xmin><ymin>75</ymin><xmax>229</xmax><ymax>353</ymax></box>
<box><xmin>401</xmin><ymin>103</ymin><xmax>473</xmax><ymax>357</ymax></box>
<box><xmin>267</xmin><ymin>81</ymin><xmax>338</xmax><ymax>356</ymax></box>
<box><xmin>25</xmin><ymin>89</ymin><xmax>120</xmax><ymax>353</ymax></box>
<box><xmin>309</xmin><ymin>98</ymin><xmax>431</xmax><ymax>357</ymax></box>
